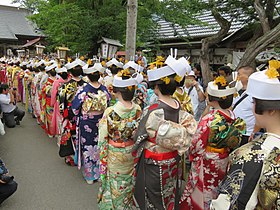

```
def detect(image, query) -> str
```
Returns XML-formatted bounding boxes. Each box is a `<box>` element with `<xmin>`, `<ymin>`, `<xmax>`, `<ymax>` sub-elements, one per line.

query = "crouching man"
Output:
<box><xmin>0</xmin><ymin>84</ymin><xmax>25</xmax><ymax>128</ymax></box>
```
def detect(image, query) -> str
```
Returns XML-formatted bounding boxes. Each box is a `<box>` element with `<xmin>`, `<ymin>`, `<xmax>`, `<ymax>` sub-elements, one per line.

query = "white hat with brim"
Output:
<box><xmin>55</xmin><ymin>66</ymin><xmax>67</xmax><ymax>73</ymax></box>
<box><xmin>247</xmin><ymin>70</ymin><xmax>280</xmax><ymax>100</ymax></box>
<box><xmin>106</xmin><ymin>58</ymin><xmax>123</xmax><ymax>68</ymax></box>
<box><xmin>207</xmin><ymin>81</ymin><xmax>237</xmax><ymax>97</ymax></box>
<box><xmin>165</xmin><ymin>56</ymin><xmax>191</xmax><ymax>77</ymax></box>
<box><xmin>187</xmin><ymin>71</ymin><xmax>197</xmax><ymax>78</ymax></box>
<box><xmin>83</xmin><ymin>63</ymin><xmax>105</xmax><ymax>74</ymax></box>
<box><xmin>123</xmin><ymin>61</ymin><xmax>144</xmax><ymax>72</ymax></box>
<box><xmin>45</xmin><ymin>63</ymin><xmax>58</xmax><ymax>72</ymax></box>
<box><xmin>65</xmin><ymin>59</ymin><xmax>86</xmax><ymax>70</ymax></box>
<box><xmin>113</xmin><ymin>75</ymin><xmax>138</xmax><ymax>88</ymax></box>
<box><xmin>147</xmin><ymin>66</ymin><xmax>175</xmax><ymax>82</ymax></box>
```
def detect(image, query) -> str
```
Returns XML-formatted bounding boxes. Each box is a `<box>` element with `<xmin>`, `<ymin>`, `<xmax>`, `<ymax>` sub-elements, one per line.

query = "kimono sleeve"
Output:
<box><xmin>71</xmin><ymin>88</ymin><xmax>86</xmax><ymax>116</ymax></box>
<box><xmin>98</xmin><ymin>108</ymin><xmax>110</xmax><ymax>184</ymax></box>
<box><xmin>189</xmin><ymin>112</ymin><xmax>213</xmax><ymax>161</ymax></box>
<box><xmin>57</xmin><ymin>84</ymin><xmax>66</xmax><ymax>114</ymax></box>
<box><xmin>50</xmin><ymin>81</ymin><xmax>58</xmax><ymax>106</ymax></box>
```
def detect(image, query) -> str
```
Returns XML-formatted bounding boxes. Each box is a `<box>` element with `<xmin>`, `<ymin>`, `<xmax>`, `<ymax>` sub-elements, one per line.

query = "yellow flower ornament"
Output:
<box><xmin>161</xmin><ymin>76</ymin><xmax>170</xmax><ymax>84</ymax></box>
<box><xmin>214</xmin><ymin>76</ymin><xmax>227</xmax><ymax>87</ymax></box>
<box><xmin>265</xmin><ymin>60</ymin><xmax>280</xmax><ymax>79</ymax></box>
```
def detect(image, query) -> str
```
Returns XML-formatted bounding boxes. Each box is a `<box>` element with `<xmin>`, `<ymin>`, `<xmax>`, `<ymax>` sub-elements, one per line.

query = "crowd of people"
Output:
<box><xmin>0</xmin><ymin>52</ymin><xmax>279</xmax><ymax>209</ymax></box>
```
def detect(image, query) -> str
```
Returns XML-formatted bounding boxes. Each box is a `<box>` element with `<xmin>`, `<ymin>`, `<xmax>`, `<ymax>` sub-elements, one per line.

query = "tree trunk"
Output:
<box><xmin>125</xmin><ymin>0</ymin><xmax>138</xmax><ymax>61</ymax></box>
<box><xmin>200</xmin><ymin>3</ymin><xmax>231</xmax><ymax>86</ymax></box>
<box><xmin>200</xmin><ymin>40</ymin><xmax>212</xmax><ymax>87</ymax></box>
<box><xmin>237</xmin><ymin>23</ymin><xmax>280</xmax><ymax>68</ymax></box>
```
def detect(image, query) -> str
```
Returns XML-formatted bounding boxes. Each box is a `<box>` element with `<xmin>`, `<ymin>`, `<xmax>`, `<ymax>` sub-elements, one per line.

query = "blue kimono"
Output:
<box><xmin>72</xmin><ymin>83</ymin><xmax>110</xmax><ymax>181</ymax></box>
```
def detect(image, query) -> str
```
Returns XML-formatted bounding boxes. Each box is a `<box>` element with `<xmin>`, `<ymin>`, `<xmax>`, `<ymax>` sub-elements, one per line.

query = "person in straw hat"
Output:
<box><xmin>211</xmin><ymin>59</ymin><xmax>280</xmax><ymax>210</ymax></box>
<box><xmin>180</xmin><ymin>75</ymin><xmax>246</xmax><ymax>210</ymax></box>
<box><xmin>71</xmin><ymin>61</ymin><xmax>111</xmax><ymax>184</ymax></box>
<box><xmin>98</xmin><ymin>69</ymin><xmax>142</xmax><ymax>209</ymax></box>
<box><xmin>133</xmin><ymin>55</ymin><xmax>197</xmax><ymax>209</ymax></box>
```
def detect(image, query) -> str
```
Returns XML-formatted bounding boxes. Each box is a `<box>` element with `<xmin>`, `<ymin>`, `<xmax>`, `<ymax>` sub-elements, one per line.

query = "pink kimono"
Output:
<box><xmin>51</xmin><ymin>77</ymin><xmax>67</xmax><ymax>137</ymax></box>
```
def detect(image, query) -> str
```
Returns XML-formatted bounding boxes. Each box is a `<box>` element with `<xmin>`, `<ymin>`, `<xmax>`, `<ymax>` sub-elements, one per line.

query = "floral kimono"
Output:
<box><xmin>98</xmin><ymin>101</ymin><xmax>142</xmax><ymax>209</ymax></box>
<box><xmin>40</xmin><ymin>77</ymin><xmax>55</xmax><ymax>136</ymax></box>
<box><xmin>57</xmin><ymin>79</ymin><xmax>86</xmax><ymax>160</ymax></box>
<box><xmin>133</xmin><ymin>100</ymin><xmax>197</xmax><ymax>210</ymax></box>
<box><xmin>211</xmin><ymin>133</ymin><xmax>280</xmax><ymax>210</ymax></box>
<box><xmin>173</xmin><ymin>87</ymin><xmax>193</xmax><ymax>115</ymax></box>
<box><xmin>33</xmin><ymin>72</ymin><xmax>44</xmax><ymax>123</ymax></box>
<box><xmin>180</xmin><ymin>109</ymin><xmax>246</xmax><ymax>210</ymax></box>
<box><xmin>51</xmin><ymin>77</ymin><xmax>68</xmax><ymax>137</ymax></box>
<box><xmin>72</xmin><ymin>83</ymin><xmax>111</xmax><ymax>181</ymax></box>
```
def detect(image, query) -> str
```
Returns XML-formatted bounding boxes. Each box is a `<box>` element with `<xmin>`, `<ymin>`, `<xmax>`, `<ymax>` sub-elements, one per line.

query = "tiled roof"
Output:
<box><xmin>156</xmin><ymin>11</ymin><xmax>246</xmax><ymax>40</ymax></box>
<box><xmin>98</xmin><ymin>37</ymin><xmax>123</xmax><ymax>47</ymax></box>
<box><xmin>0</xmin><ymin>5</ymin><xmax>42</xmax><ymax>40</ymax></box>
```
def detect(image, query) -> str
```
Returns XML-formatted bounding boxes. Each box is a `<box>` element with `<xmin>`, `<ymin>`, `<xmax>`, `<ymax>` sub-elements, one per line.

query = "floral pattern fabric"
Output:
<box><xmin>212</xmin><ymin>134</ymin><xmax>280</xmax><ymax>210</ymax></box>
<box><xmin>72</xmin><ymin>83</ymin><xmax>110</xmax><ymax>181</ymax></box>
<box><xmin>40</xmin><ymin>77</ymin><xmax>55</xmax><ymax>136</ymax></box>
<box><xmin>180</xmin><ymin>109</ymin><xmax>245</xmax><ymax>210</ymax></box>
<box><xmin>133</xmin><ymin>101</ymin><xmax>197</xmax><ymax>210</ymax></box>
<box><xmin>57</xmin><ymin>79</ymin><xmax>86</xmax><ymax>157</ymax></box>
<box><xmin>98</xmin><ymin>102</ymin><xmax>142</xmax><ymax>209</ymax></box>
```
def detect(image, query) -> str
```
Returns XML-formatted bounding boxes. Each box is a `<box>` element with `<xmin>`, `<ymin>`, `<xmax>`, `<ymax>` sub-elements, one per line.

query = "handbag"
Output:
<box><xmin>59</xmin><ymin>138</ymin><xmax>75</xmax><ymax>157</ymax></box>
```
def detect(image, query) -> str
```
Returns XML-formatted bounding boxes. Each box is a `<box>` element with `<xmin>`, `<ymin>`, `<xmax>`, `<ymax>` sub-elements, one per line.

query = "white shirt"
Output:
<box><xmin>185</xmin><ymin>85</ymin><xmax>204</xmax><ymax>118</ymax></box>
<box><xmin>232</xmin><ymin>91</ymin><xmax>255</xmax><ymax>136</ymax></box>
<box><xmin>0</xmin><ymin>93</ymin><xmax>16</xmax><ymax>113</ymax></box>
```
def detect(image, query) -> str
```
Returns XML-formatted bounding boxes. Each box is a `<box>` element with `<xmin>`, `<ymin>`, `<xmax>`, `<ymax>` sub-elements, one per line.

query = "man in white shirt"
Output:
<box><xmin>184</xmin><ymin>71</ymin><xmax>206</xmax><ymax>121</ymax></box>
<box><xmin>232</xmin><ymin>66</ymin><xmax>257</xmax><ymax>145</ymax></box>
<box><xmin>0</xmin><ymin>84</ymin><xmax>25</xmax><ymax>128</ymax></box>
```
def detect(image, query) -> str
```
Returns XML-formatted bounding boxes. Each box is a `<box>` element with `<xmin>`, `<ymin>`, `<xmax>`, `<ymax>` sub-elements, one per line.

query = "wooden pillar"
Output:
<box><xmin>125</xmin><ymin>0</ymin><xmax>138</xmax><ymax>61</ymax></box>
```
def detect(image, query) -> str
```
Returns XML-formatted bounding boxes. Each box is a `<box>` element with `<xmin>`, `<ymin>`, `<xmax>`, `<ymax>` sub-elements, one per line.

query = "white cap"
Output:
<box><xmin>113</xmin><ymin>75</ymin><xmax>138</xmax><ymax>87</ymax></box>
<box><xmin>207</xmin><ymin>81</ymin><xmax>237</xmax><ymax>97</ymax></box>
<box><xmin>65</xmin><ymin>59</ymin><xmax>86</xmax><ymax>70</ymax></box>
<box><xmin>123</xmin><ymin>61</ymin><xmax>144</xmax><ymax>72</ymax></box>
<box><xmin>55</xmin><ymin>66</ymin><xmax>67</xmax><ymax>73</ymax></box>
<box><xmin>106</xmin><ymin>58</ymin><xmax>123</xmax><ymax>68</ymax></box>
<box><xmin>83</xmin><ymin>63</ymin><xmax>105</xmax><ymax>74</ymax></box>
<box><xmin>165</xmin><ymin>56</ymin><xmax>191</xmax><ymax>77</ymax></box>
<box><xmin>187</xmin><ymin>71</ymin><xmax>196</xmax><ymax>78</ymax></box>
<box><xmin>36</xmin><ymin>60</ymin><xmax>45</xmax><ymax>67</ymax></box>
<box><xmin>247</xmin><ymin>70</ymin><xmax>280</xmax><ymax>100</ymax></box>
<box><xmin>20</xmin><ymin>61</ymin><xmax>28</xmax><ymax>67</ymax></box>
<box><xmin>147</xmin><ymin>66</ymin><xmax>175</xmax><ymax>82</ymax></box>
<box><xmin>45</xmin><ymin>63</ymin><xmax>58</xmax><ymax>72</ymax></box>
<box><xmin>132</xmin><ymin>73</ymin><xmax>143</xmax><ymax>84</ymax></box>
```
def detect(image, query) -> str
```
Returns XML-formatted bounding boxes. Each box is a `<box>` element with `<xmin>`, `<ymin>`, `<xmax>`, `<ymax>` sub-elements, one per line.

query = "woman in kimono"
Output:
<box><xmin>180</xmin><ymin>76</ymin><xmax>246</xmax><ymax>210</ymax></box>
<box><xmin>51</xmin><ymin>66</ymin><xmax>68</xmax><ymax>138</ymax></box>
<box><xmin>211</xmin><ymin>60</ymin><xmax>280</xmax><ymax>210</ymax></box>
<box><xmin>58</xmin><ymin>59</ymin><xmax>86</xmax><ymax>165</ymax></box>
<box><xmin>72</xmin><ymin>62</ymin><xmax>111</xmax><ymax>184</ymax></box>
<box><xmin>98</xmin><ymin>70</ymin><xmax>142</xmax><ymax>209</ymax></box>
<box><xmin>133</xmin><ymin>56</ymin><xmax>197</xmax><ymax>210</ymax></box>
<box><xmin>173</xmin><ymin>76</ymin><xmax>193</xmax><ymax>115</ymax></box>
<box><xmin>40</xmin><ymin>63</ymin><xmax>57</xmax><ymax>137</ymax></box>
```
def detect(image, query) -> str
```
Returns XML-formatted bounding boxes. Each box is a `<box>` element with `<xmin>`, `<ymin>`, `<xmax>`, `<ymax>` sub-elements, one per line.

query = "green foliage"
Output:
<box><xmin>14</xmin><ymin>0</ymin><xmax>203</xmax><ymax>55</ymax></box>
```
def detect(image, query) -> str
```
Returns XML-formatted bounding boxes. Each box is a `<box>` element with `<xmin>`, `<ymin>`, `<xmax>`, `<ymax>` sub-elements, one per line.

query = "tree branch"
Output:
<box><xmin>265</xmin><ymin>0</ymin><xmax>276</xmax><ymax>26</ymax></box>
<box><xmin>254</xmin><ymin>0</ymin><xmax>270</xmax><ymax>33</ymax></box>
<box><xmin>238</xmin><ymin>23</ymin><xmax>280</xmax><ymax>68</ymax></box>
